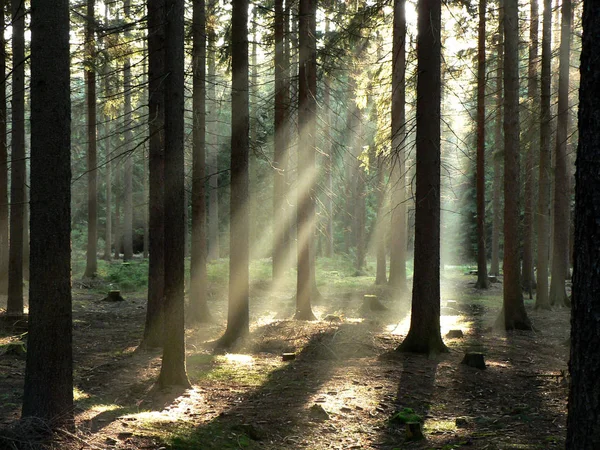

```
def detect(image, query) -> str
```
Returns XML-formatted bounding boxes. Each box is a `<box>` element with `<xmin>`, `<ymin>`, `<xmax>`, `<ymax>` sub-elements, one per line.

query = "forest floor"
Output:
<box><xmin>0</xmin><ymin>258</ymin><xmax>571</xmax><ymax>450</ymax></box>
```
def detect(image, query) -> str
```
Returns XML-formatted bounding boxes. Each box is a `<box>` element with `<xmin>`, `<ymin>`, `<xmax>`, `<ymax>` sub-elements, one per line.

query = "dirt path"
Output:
<box><xmin>0</xmin><ymin>273</ymin><xmax>570</xmax><ymax>449</ymax></box>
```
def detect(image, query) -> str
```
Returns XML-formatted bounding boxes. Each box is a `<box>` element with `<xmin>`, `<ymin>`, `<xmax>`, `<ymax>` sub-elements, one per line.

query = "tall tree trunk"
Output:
<box><xmin>521</xmin><ymin>0</ymin><xmax>539</xmax><ymax>297</ymax></box>
<box><xmin>84</xmin><ymin>0</ymin><xmax>98</xmax><ymax>278</ymax></box>
<box><xmin>22</xmin><ymin>0</ymin><xmax>73</xmax><ymax>424</ymax></box>
<box><xmin>7</xmin><ymin>0</ymin><xmax>26</xmax><ymax>315</ymax></box>
<box><xmin>272</xmin><ymin>0</ymin><xmax>289</xmax><ymax>279</ymax></box>
<box><xmin>566</xmin><ymin>1</ymin><xmax>600</xmax><ymax>444</ymax></box>
<box><xmin>0</xmin><ymin>0</ymin><xmax>8</xmax><ymax>293</ymax></box>
<box><xmin>322</xmin><ymin>15</ymin><xmax>333</xmax><ymax>259</ymax></box>
<box><xmin>490</xmin><ymin>0</ymin><xmax>503</xmax><ymax>277</ymax></box>
<box><xmin>143</xmin><ymin>149</ymin><xmax>149</xmax><ymax>258</ymax></box>
<box><xmin>158</xmin><ymin>0</ymin><xmax>190</xmax><ymax>388</ymax></box>
<box><xmin>103</xmin><ymin>49</ymin><xmax>113</xmax><ymax>262</ymax></box>
<box><xmin>388</xmin><ymin>0</ymin><xmax>407</xmax><ymax>291</ymax></box>
<box><xmin>114</xmin><ymin>168</ymin><xmax>121</xmax><ymax>259</ymax></box>
<box><xmin>499</xmin><ymin>0</ymin><xmax>532</xmax><ymax>330</ymax></box>
<box><xmin>548</xmin><ymin>0</ymin><xmax>571</xmax><ymax>307</ymax></box>
<box><xmin>375</xmin><ymin>153</ymin><xmax>387</xmax><ymax>285</ymax></box>
<box><xmin>23</xmin><ymin>183</ymin><xmax>29</xmax><ymax>281</ymax></box>
<box><xmin>190</xmin><ymin>0</ymin><xmax>211</xmax><ymax>323</ymax></box>
<box><xmin>475</xmin><ymin>0</ymin><xmax>489</xmax><ymax>289</ymax></box>
<box><xmin>535</xmin><ymin>0</ymin><xmax>551</xmax><ymax>309</ymax></box>
<box><xmin>397</xmin><ymin>0</ymin><xmax>447</xmax><ymax>355</ymax></box>
<box><xmin>217</xmin><ymin>0</ymin><xmax>250</xmax><ymax>347</ymax></box>
<box><xmin>123</xmin><ymin>0</ymin><xmax>134</xmax><ymax>261</ymax></box>
<box><xmin>207</xmin><ymin>0</ymin><xmax>219</xmax><ymax>261</ymax></box>
<box><xmin>295</xmin><ymin>0</ymin><xmax>317</xmax><ymax>321</ymax></box>
<box><xmin>141</xmin><ymin>0</ymin><xmax>166</xmax><ymax>349</ymax></box>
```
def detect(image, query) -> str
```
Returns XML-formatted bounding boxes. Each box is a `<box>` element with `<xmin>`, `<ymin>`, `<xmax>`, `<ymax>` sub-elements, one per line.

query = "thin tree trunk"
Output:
<box><xmin>217</xmin><ymin>0</ymin><xmax>251</xmax><ymax>347</ymax></box>
<box><xmin>207</xmin><ymin>0</ymin><xmax>219</xmax><ymax>261</ymax></box>
<box><xmin>143</xmin><ymin>149</ymin><xmax>149</xmax><ymax>258</ymax></box>
<box><xmin>103</xmin><ymin>29</ymin><xmax>113</xmax><ymax>262</ymax></box>
<box><xmin>522</xmin><ymin>0</ymin><xmax>539</xmax><ymax>297</ymax></box>
<box><xmin>158</xmin><ymin>0</ymin><xmax>190</xmax><ymax>388</ymax></box>
<box><xmin>535</xmin><ymin>0</ymin><xmax>551</xmax><ymax>309</ymax></box>
<box><xmin>123</xmin><ymin>0</ymin><xmax>134</xmax><ymax>261</ymax></box>
<box><xmin>548</xmin><ymin>0</ymin><xmax>571</xmax><ymax>307</ymax></box>
<box><xmin>397</xmin><ymin>0</ymin><xmax>447</xmax><ymax>355</ymax></box>
<box><xmin>490</xmin><ymin>0</ymin><xmax>503</xmax><ymax>277</ymax></box>
<box><xmin>0</xmin><ymin>0</ymin><xmax>8</xmax><ymax>293</ymax></box>
<box><xmin>114</xmin><ymin>168</ymin><xmax>121</xmax><ymax>259</ymax></box>
<box><xmin>388</xmin><ymin>0</ymin><xmax>407</xmax><ymax>290</ymax></box>
<box><xmin>475</xmin><ymin>0</ymin><xmax>489</xmax><ymax>289</ymax></box>
<box><xmin>7</xmin><ymin>0</ymin><xmax>26</xmax><ymax>315</ymax></box>
<box><xmin>295</xmin><ymin>0</ymin><xmax>317</xmax><ymax>321</ymax></box>
<box><xmin>23</xmin><ymin>0</ymin><xmax>73</xmax><ymax>424</ymax></box>
<box><xmin>375</xmin><ymin>153</ymin><xmax>387</xmax><ymax>285</ymax></box>
<box><xmin>272</xmin><ymin>0</ymin><xmax>289</xmax><ymax>279</ymax></box>
<box><xmin>84</xmin><ymin>0</ymin><xmax>98</xmax><ymax>278</ymax></box>
<box><xmin>499</xmin><ymin>0</ymin><xmax>532</xmax><ymax>330</ymax></box>
<box><xmin>190</xmin><ymin>0</ymin><xmax>211</xmax><ymax>323</ymax></box>
<box><xmin>323</xmin><ymin>15</ymin><xmax>333</xmax><ymax>258</ymax></box>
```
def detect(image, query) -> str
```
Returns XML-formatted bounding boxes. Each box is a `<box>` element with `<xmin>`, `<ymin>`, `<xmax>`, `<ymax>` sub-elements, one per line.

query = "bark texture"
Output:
<box><xmin>566</xmin><ymin>1</ymin><xmax>600</xmax><ymax>445</ymax></box>
<box><xmin>141</xmin><ymin>0</ymin><xmax>166</xmax><ymax>349</ymax></box>
<box><xmin>500</xmin><ymin>0</ymin><xmax>531</xmax><ymax>330</ymax></box>
<box><xmin>158</xmin><ymin>0</ymin><xmax>190</xmax><ymax>388</ymax></box>
<box><xmin>548</xmin><ymin>0</ymin><xmax>571</xmax><ymax>307</ymax></box>
<box><xmin>397</xmin><ymin>0</ymin><xmax>447</xmax><ymax>355</ymax></box>
<box><xmin>521</xmin><ymin>0</ymin><xmax>539</xmax><ymax>296</ymax></box>
<box><xmin>388</xmin><ymin>0</ymin><xmax>407</xmax><ymax>291</ymax></box>
<box><xmin>218</xmin><ymin>0</ymin><xmax>250</xmax><ymax>346</ymax></box>
<box><xmin>295</xmin><ymin>0</ymin><xmax>317</xmax><ymax>321</ymax></box>
<box><xmin>535</xmin><ymin>0</ymin><xmax>552</xmax><ymax>310</ymax></box>
<box><xmin>0</xmin><ymin>0</ymin><xmax>8</xmax><ymax>292</ymax></box>
<box><xmin>7</xmin><ymin>0</ymin><xmax>26</xmax><ymax>315</ymax></box>
<box><xmin>490</xmin><ymin>0</ymin><xmax>503</xmax><ymax>277</ymax></box>
<box><xmin>272</xmin><ymin>0</ymin><xmax>290</xmax><ymax>279</ymax></box>
<box><xmin>475</xmin><ymin>0</ymin><xmax>489</xmax><ymax>289</ymax></box>
<box><xmin>190</xmin><ymin>0</ymin><xmax>211</xmax><ymax>323</ymax></box>
<box><xmin>123</xmin><ymin>0</ymin><xmax>134</xmax><ymax>261</ymax></box>
<box><xmin>22</xmin><ymin>0</ymin><xmax>73</xmax><ymax>423</ymax></box>
<box><xmin>84</xmin><ymin>0</ymin><xmax>98</xmax><ymax>278</ymax></box>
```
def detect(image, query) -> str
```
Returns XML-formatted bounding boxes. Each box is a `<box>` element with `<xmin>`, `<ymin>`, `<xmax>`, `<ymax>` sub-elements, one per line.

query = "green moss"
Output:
<box><xmin>389</xmin><ymin>407</ymin><xmax>423</xmax><ymax>425</ymax></box>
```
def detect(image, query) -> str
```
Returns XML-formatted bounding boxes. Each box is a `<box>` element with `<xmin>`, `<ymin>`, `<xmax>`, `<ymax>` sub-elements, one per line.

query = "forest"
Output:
<box><xmin>0</xmin><ymin>0</ymin><xmax>598</xmax><ymax>448</ymax></box>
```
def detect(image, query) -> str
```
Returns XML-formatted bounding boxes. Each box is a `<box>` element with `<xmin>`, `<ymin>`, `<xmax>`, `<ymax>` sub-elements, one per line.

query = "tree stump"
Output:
<box><xmin>364</xmin><ymin>295</ymin><xmax>387</xmax><ymax>311</ymax></box>
<box><xmin>461</xmin><ymin>352</ymin><xmax>486</xmax><ymax>370</ymax></box>
<box><xmin>405</xmin><ymin>422</ymin><xmax>424</xmax><ymax>440</ymax></box>
<box><xmin>282</xmin><ymin>353</ymin><xmax>296</xmax><ymax>361</ymax></box>
<box><xmin>446</xmin><ymin>329</ymin><xmax>464</xmax><ymax>339</ymax></box>
<box><xmin>103</xmin><ymin>290</ymin><xmax>125</xmax><ymax>302</ymax></box>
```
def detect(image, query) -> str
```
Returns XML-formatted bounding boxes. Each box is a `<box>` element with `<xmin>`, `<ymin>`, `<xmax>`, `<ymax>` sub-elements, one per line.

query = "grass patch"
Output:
<box><xmin>187</xmin><ymin>354</ymin><xmax>269</xmax><ymax>386</ymax></box>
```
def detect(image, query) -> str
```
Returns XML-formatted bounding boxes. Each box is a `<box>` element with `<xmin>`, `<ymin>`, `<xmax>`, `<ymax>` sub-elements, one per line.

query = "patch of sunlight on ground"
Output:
<box><xmin>224</xmin><ymin>353</ymin><xmax>254</xmax><ymax>365</ymax></box>
<box><xmin>424</xmin><ymin>418</ymin><xmax>457</xmax><ymax>433</ymax></box>
<box><xmin>385</xmin><ymin>309</ymin><xmax>472</xmax><ymax>337</ymax></box>
<box><xmin>73</xmin><ymin>387</ymin><xmax>90</xmax><ymax>402</ymax></box>
<box><xmin>440</xmin><ymin>314</ymin><xmax>472</xmax><ymax>336</ymax></box>
<box><xmin>306</xmin><ymin>382</ymin><xmax>382</xmax><ymax>414</ymax></box>
<box><xmin>89</xmin><ymin>404</ymin><xmax>121</xmax><ymax>414</ymax></box>
<box><xmin>254</xmin><ymin>313</ymin><xmax>278</xmax><ymax>327</ymax></box>
<box><xmin>187</xmin><ymin>353</ymin><xmax>273</xmax><ymax>386</ymax></box>
<box><xmin>387</xmin><ymin>315</ymin><xmax>410</xmax><ymax>335</ymax></box>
